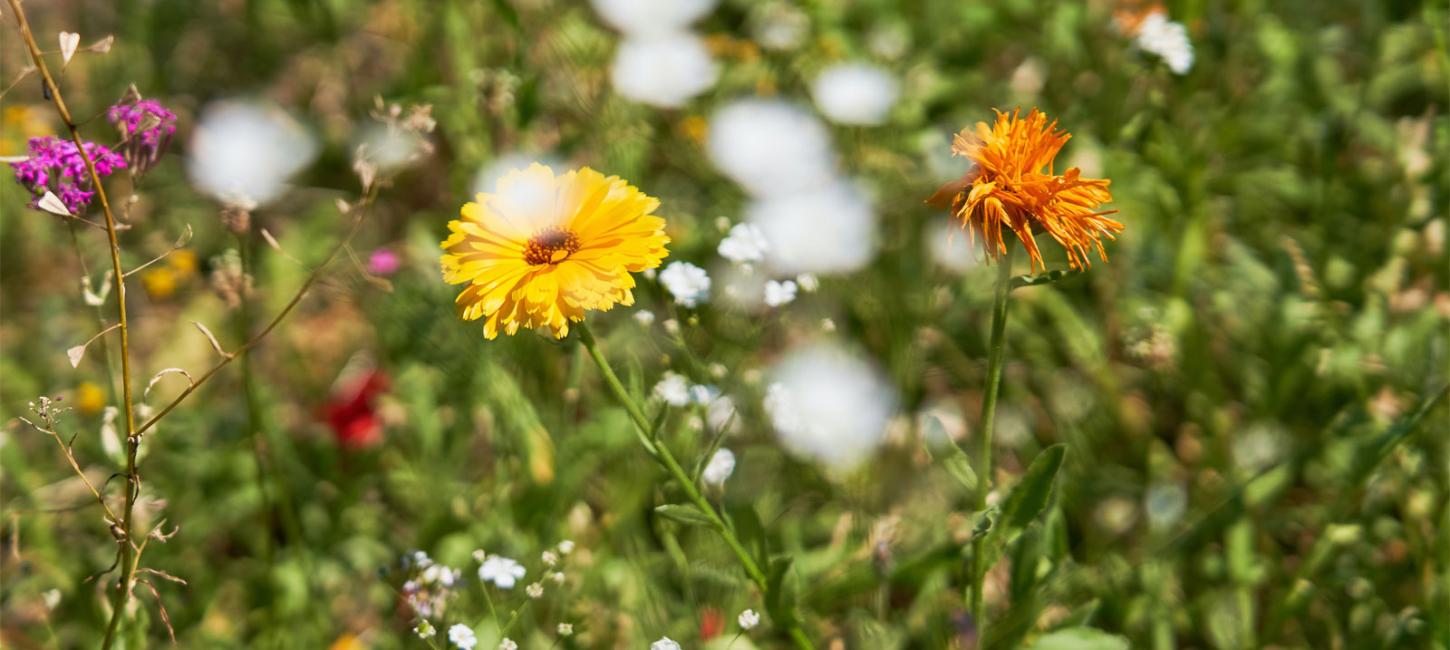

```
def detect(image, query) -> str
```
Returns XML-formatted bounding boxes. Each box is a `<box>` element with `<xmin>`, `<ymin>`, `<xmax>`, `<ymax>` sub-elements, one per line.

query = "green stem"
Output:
<box><xmin>969</xmin><ymin>245</ymin><xmax>1015</xmax><ymax>638</ymax></box>
<box><xmin>575</xmin><ymin>322</ymin><xmax>813</xmax><ymax>650</ymax></box>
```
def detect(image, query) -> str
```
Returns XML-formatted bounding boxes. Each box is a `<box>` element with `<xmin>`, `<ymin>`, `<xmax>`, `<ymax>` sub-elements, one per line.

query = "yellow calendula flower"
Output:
<box><xmin>928</xmin><ymin>108</ymin><xmax>1123</xmax><ymax>271</ymax></box>
<box><xmin>441</xmin><ymin>163</ymin><xmax>670</xmax><ymax>339</ymax></box>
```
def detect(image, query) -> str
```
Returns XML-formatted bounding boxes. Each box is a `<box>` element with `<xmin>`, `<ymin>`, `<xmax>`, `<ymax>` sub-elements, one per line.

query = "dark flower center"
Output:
<box><xmin>524</xmin><ymin>226</ymin><xmax>581</xmax><ymax>265</ymax></box>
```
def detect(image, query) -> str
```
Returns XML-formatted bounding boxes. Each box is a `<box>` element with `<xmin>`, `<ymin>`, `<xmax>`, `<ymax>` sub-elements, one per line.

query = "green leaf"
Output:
<box><xmin>1026</xmin><ymin>627</ymin><xmax>1130</xmax><ymax>650</ymax></box>
<box><xmin>1010</xmin><ymin>270</ymin><xmax>1080</xmax><ymax>290</ymax></box>
<box><xmin>999</xmin><ymin>444</ymin><xmax>1067</xmax><ymax>533</ymax></box>
<box><xmin>765</xmin><ymin>556</ymin><xmax>800</xmax><ymax>625</ymax></box>
<box><xmin>655</xmin><ymin>504</ymin><xmax>717</xmax><ymax>528</ymax></box>
<box><xmin>941</xmin><ymin>446</ymin><xmax>979</xmax><ymax>494</ymax></box>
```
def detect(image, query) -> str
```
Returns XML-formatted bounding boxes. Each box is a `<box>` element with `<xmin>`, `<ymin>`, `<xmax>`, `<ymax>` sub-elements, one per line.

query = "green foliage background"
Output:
<box><xmin>1</xmin><ymin>0</ymin><xmax>1446</xmax><ymax>648</ymax></box>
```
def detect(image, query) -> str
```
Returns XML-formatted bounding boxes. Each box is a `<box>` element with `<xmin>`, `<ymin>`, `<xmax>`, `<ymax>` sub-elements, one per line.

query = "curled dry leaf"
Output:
<box><xmin>38</xmin><ymin>191</ymin><xmax>72</xmax><ymax>217</ymax></box>
<box><xmin>87</xmin><ymin>35</ymin><xmax>115</xmax><ymax>54</ymax></box>
<box><xmin>144</xmin><ymin>368</ymin><xmax>195</xmax><ymax>401</ymax></box>
<box><xmin>191</xmin><ymin>321</ymin><xmax>229</xmax><ymax>358</ymax></box>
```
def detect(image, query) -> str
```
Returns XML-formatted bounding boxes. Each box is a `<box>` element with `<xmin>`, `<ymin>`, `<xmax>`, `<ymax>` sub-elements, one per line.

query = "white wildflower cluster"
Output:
<box><xmin>659</xmin><ymin>261</ymin><xmax>712</xmax><ymax>307</ymax></box>
<box><xmin>592</xmin><ymin>0</ymin><xmax>720</xmax><ymax>108</ymax></box>
<box><xmin>1133</xmin><ymin>11</ymin><xmax>1194</xmax><ymax>75</ymax></box>
<box><xmin>651</xmin><ymin>637</ymin><xmax>682</xmax><ymax>650</ymax></box>
<box><xmin>651</xmin><ymin>371</ymin><xmax>729</xmax><ymax>415</ymax></box>
<box><xmin>708</xmin><ymin>99</ymin><xmax>881</xmax><ymax>294</ymax></box>
<box><xmin>810</xmin><ymin>62</ymin><xmax>899</xmax><ymax>126</ymax></box>
<box><xmin>738</xmin><ymin>608</ymin><xmax>761</xmax><ymax>630</ymax></box>
<box><xmin>188</xmin><ymin>101</ymin><xmax>318</xmax><ymax>208</ymax></box>
<box><xmin>764</xmin><ymin>343</ymin><xmax>896</xmax><ymax>468</ymax></box>
<box><xmin>400</xmin><ymin>551</ymin><xmax>462</xmax><ymax>620</ymax></box>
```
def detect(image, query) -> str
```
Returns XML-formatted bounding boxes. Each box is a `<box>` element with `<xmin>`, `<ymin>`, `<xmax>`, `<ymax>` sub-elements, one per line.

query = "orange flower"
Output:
<box><xmin>928</xmin><ymin>108</ymin><xmax>1123</xmax><ymax>271</ymax></box>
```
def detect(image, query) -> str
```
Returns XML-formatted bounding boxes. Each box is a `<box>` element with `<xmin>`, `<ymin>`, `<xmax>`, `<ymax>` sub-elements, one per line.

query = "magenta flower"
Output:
<box><xmin>107</xmin><ymin>97</ymin><xmax>177</xmax><ymax>176</ymax></box>
<box><xmin>367</xmin><ymin>248</ymin><xmax>402</xmax><ymax>275</ymax></box>
<box><xmin>9</xmin><ymin>136</ymin><xmax>126</xmax><ymax>214</ymax></box>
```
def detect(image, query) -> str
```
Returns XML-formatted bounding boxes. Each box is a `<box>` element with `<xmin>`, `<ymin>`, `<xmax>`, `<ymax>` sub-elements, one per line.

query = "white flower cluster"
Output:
<box><xmin>1134</xmin><ymin>11</ymin><xmax>1194</xmax><ymax>75</ymax></box>
<box><xmin>592</xmin><ymin>0</ymin><xmax>719</xmax><ymax>108</ymax></box>
<box><xmin>810</xmin><ymin>62</ymin><xmax>899</xmax><ymax>126</ymax></box>
<box><xmin>401</xmin><ymin>551</ymin><xmax>462</xmax><ymax>620</ymax></box>
<box><xmin>188</xmin><ymin>101</ymin><xmax>317</xmax><ymax>208</ymax></box>
<box><xmin>659</xmin><ymin>261</ymin><xmax>712</xmax><ymax>307</ymax></box>
<box><xmin>764</xmin><ymin>343</ymin><xmax>896</xmax><ymax>468</ymax></box>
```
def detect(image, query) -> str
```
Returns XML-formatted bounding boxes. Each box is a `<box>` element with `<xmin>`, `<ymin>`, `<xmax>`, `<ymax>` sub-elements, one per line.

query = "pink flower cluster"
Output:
<box><xmin>107</xmin><ymin>97</ymin><xmax>177</xmax><ymax>174</ymax></box>
<box><xmin>9</xmin><ymin>137</ymin><xmax>126</xmax><ymax>214</ymax></box>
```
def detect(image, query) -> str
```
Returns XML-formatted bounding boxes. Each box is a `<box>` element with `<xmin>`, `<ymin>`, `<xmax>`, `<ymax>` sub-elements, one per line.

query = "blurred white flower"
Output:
<box><xmin>750</xmin><ymin>3</ymin><xmax>808</xmax><ymax>51</ymax></box>
<box><xmin>355</xmin><ymin>123</ymin><xmax>426</xmax><ymax>171</ymax></box>
<box><xmin>715</xmin><ymin>262</ymin><xmax>768</xmax><ymax>309</ymax></box>
<box><xmin>541</xmin><ymin>550</ymin><xmax>559</xmax><ymax>566</ymax></box>
<box><xmin>557</xmin><ymin>539</ymin><xmax>575</xmax><ymax>555</ymax></box>
<box><xmin>557</xmin><ymin>623</ymin><xmax>574</xmax><ymax>636</ymax></box>
<box><xmin>718</xmin><ymin>222</ymin><xmax>770</xmax><ymax>264</ymax></box>
<box><xmin>42</xmin><ymin>589</ymin><xmax>61</xmax><ymax>610</ymax></box>
<box><xmin>795</xmin><ymin>273</ymin><xmax>819</xmax><ymax>292</ymax></box>
<box><xmin>927</xmin><ymin>220</ymin><xmax>979</xmax><ymax>273</ymax></box>
<box><xmin>738</xmin><ymin>608</ymin><xmax>760</xmax><ymax>630</ymax></box>
<box><xmin>702</xmin><ymin>448</ymin><xmax>736</xmax><ymax>486</ymax></box>
<box><xmin>660</xmin><ymin>261</ymin><xmax>712</xmax><ymax>307</ymax></box>
<box><xmin>525</xmin><ymin>582</ymin><xmax>544</xmax><ymax>599</ymax></box>
<box><xmin>448</xmin><ymin>624</ymin><xmax>478</xmax><ymax>650</ymax></box>
<box><xmin>748</xmin><ymin>183</ymin><xmax>878</xmax><ymax>275</ymax></box>
<box><xmin>765</xmin><ymin>343</ymin><xmax>896</xmax><ymax>468</ymax></box>
<box><xmin>916</xmin><ymin>400</ymin><xmax>967</xmax><ymax>447</ymax></box>
<box><xmin>414</xmin><ymin>621</ymin><xmax>436</xmax><ymax>639</ymax></box>
<box><xmin>1145</xmin><ymin>482</ymin><xmax>1188</xmax><ymax>531</ymax></box>
<box><xmin>188</xmin><ymin>101</ymin><xmax>317</xmax><ymax>207</ymax></box>
<box><xmin>611</xmin><ymin>33</ymin><xmax>719</xmax><ymax>108</ymax></box>
<box><xmin>590</xmin><ymin>0</ymin><xmax>716</xmax><ymax>36</ymax></box>
<box><xmin>653</xmin><ymin>371</ymin><xmax>692</xmax><ymax>407</ymax></box>
<box><xmin>634</xmin><ymin>310</ymin><xmax>656</xmax><ymax>326</ymax></box>
<box><xmin>478</xmin><ymin>556</ymin><xmax>526</xmax><ymax>589</ymax></box>
<box><xmin>498</xmin><ymin>638</ymin><xmax>517</xmax><ymax>650</ymax></box>
<box><xmin>764</xmin><ymin>279</ymin><xmax>798</xmax><ymax>307</ymax></box>
<box><xmin>705</xmin><ymin>394</ymin><xmax>739</xmax><ymax>433</ymax></box>
<box><xmin>689</xmin><ymin>383</ymin><xmax>721</xmax><ymax>405</ymax></box>
<box><xmin>708</xmin><ymin>99</ymin><xmax>836</xmax><ymax>197</ymax></box>
<box><xmin>651</xmin><ymin>637</ymin><xmax>682</xmax><ymax>650</ymax></box>
<box><xmin>1135</xmin><ymin>12</ymin><xmax>1194</xmax><ymax>74</ymax></box>
<box><xmin>472</xmin><ymin>152</ymin><xmax>561</xmax><ymax>196</ymax></box>
<box><xmin>810</xmin><ymin>63</ymin><xmax>899</xmax><ymax>126</ymax></box>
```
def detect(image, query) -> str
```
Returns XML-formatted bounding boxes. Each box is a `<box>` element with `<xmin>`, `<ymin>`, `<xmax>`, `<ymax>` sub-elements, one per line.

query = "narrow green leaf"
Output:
<box><xmin>655</xmin><ymin>504</ymin><xmax>717</xmax><ymax>528</ymax></box>
<box><xmin>999</xmin><ymin>444</ymin><xmax>1068</xmax><ymax>532</ymax></box>
<box><xmin>942</xmin><ymin>447</ymin><xmax>979</xmax><ymax>494</ymax></box>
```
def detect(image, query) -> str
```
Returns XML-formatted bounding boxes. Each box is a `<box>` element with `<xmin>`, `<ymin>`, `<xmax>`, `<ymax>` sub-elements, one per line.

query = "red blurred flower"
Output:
<box><xmin>324</xmin><ymin>370</ymin><xmax>389</xmax><ymax>449</ymax></box>
<box><xmin>699</xmin><ymin>607</ymin><xmax>725</xmax><ymax>641</ymax></box>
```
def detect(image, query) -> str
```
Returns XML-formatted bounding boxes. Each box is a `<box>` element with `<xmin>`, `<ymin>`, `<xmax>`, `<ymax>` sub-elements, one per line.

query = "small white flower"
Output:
<box><xmin>705</xmin><ymin>395</ymin><xmax>739</xmax><ymax>433</ymax></box>
<box><xmin>651</xmin><ymin>637</ymin><xmax>682</xmax><ymax>650</ymax></box>
<box><xmin>750</xmin><ymin>3</ymin><xmax>809</xmax><ymax>51</ymax></box>
<box><xmin>810</xmin><ymin>62</ymin><xmax>900</xmax><ymax>126</ymax></box>
<box><xmin>590</xmin><ymin>0</ymin><xmax>716</xmax><ymax>36</ymax></box>
<box><xmin>557</xmin><ymin>540</ymin><xmax>575</xmax><ymax>555</ymax></box>
<box><xmin>558</xmin><ymin>623</ymin><xmax>575</xmax><ymax>636</ymax></box>
<box><xmin>448</xmin><ymin>624</ymin><xmax>478</xmax><ymax>650</ymax></box>
<box><xmin>659</xmin><ymin>261</ymin><xmax>711</xmax><ymax>307</ymax></box>
<box><xmin>738</xmin><ymin>608</ymin><xmax>760</xmax><ymax>630</ymax></box>
<box><xmin>634</xmin><ymin>310</ymin><xmax>657</xmax><ymax>326</ymax></box>
<box><xmin>541</xmin><ymin>550</ymin><xmax>559</xmax><ymax>567</ymax></box>
<box><xmin>689</xmin><ymin>383</ymin><xmax>721</xmax><ymax>405</ymax></box>
<box><xmin>610</xmin><ymin>33</ymin><xmax>719</xmax><ymax>109</ymax></box>
<box><xmin>498</xmin><ymin>638</ymin><xmax>518</xmax><ymax>650</ymax></box>
<box><xmin>663</xmin><ymin>318</ymin><xmax>680</xmax><ymax>335</ymax></box>
<box><xmin>415</xmin><ymin>620</ymin><xmax>437</xmax><ymax>639</ymax></box>
<box><xmin>550</xmin><ymin>571</ymin><xmax>566</xmax><ymax>584</ymax></box>
<box><xmin>702</xmin><ymin>448</ymin><xmax>736</xmax><ymax>486</ymax></box>
<box><xmin>526</xmin><ymin>582</ymin><xmax>545</xmax><ymax>599</ymax></box>
<box><xmin>718</xmin><ymin>222</ymin><xmax>770</xmax><ymax>264</ymax></box>
<box><xmin>653</xmin><ymin>372</ymin><xmax>692</xmax><ymax>407</ymax></box>
<box><xmin>42</xmin><ymin>589</ymin><xmax>61</xmax><ymax>610</ymax></box>
<box><xmin>795</xmin><ymin>273</ymin><xmax>819</xmax><ymax>292</ymax></box>
<box><xmin>763</xmin><ymin>279</ymin><xmax>798</xmax><ymax>307</ymax></box>
<box><xmin>1134</xmin><ymin>12</ymin><xmax>1194</xmax><ymax>75</ymax></box>
<box><xmin>471</xmin><ymin>549</ymin><xmax>487</xmax><ymax>563</ymax></box>
<box><xmin>188</xmin><ymin>101</ymin><xmax>318</xmax><ymax>207</ymax></box>
<box><xmin>478</xmin><ymin>556</ymin><xmax>526</xmax><ymax>589</ymax></box>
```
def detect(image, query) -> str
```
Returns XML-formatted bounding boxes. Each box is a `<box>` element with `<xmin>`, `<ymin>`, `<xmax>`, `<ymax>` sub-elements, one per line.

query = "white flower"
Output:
<box><xmin>689</xmin><ymin>384</ymin><xmax>721</xmax><ymax>405</ymax></box>
<box><xmin>763</xmin><ymin>279</ymin><xmax>798</xmax><ymax>307</ymax></box>
<box><xmin>765</xmin><ymin>343</ymin><xmax>896</xmax><ymax>468</ymax></box>
<box><xmin>471</xmin><ymin>549</ymin><xmax>487</xmax><ymax>563</ymax></box>
<box><xmin>749</xmin><ymin>3</ymin><xmax>808</xmax><ymax>51</ymax></box>
<box><xmin>355</xmin><ymin>123</ymin><xmax>426</xmax><ymax>171</ymax></box>
<box><xmin>590</xmin><ymin>0</ymin><xmax>716</xmax><ymax>36</ymax></box>
<box><xmin>42</xmin><ymin>589</ymin><xmax>61</xmax><ymax>610</ymax></box>
<box><xmin>795</xmin><ymin>273</ymin><xmax>819</xmax><ymax>292</ymax></box>
<box><xmin>748</xmin><ymin>182</ymin><xmax>878</xmax><ymax>275</ymax></box>
<box><xmin>702</xmin><ymin>448</ymin><xmax>736</xmax><ymax>486</ymax></box>
<box><xmin>498</xmin><ymin>639</ymin><xmax>517</xmax><ymax>650</ymax></box>
<box><xmin>558</xmin><ymin>623</ymin><xmax>575</xmax><ymax>636</ymax></box>
<box><xmin>659</xmin><ymin>261</ymin><xmax>711</xmax><ymax>307</ymax></box>
<box><xmin>653</xmin><ymin>372</ymin><xmax>692</xmax><ymax>407</ymax></box>
<box><xmin>611</xmin><ymin>33</ymin><xmax>719</xmax><ymax>108</ymax></box>
<box><xmin>188</xmin><ymin>101</ymin><xmax>317</xmax><ymax>208</ymax></box>
<box><xmin>738</xmin><ymin>608</ymin><xmax>760</xmax><ymax>630</ymax></box>
<box><xmin>708</xmin><ymin>99</ymin><xmax>837</xmax><ymax>197</ymax></box>
<box><xmin>541</xmin><ymin>550</ymin><xmax>559</xmax><ymax>567</ymax></box>
<box><xmin>651</xmin><ymin>637</ymin><xmax>682</xmax><ymax>650</ymax></box>
<box><xmin>810</xmin><ymin>63</ymin><xmax>899</xmax><ymax>126</ymax></box>
<box><xmin>449</xmin><ymin>624</ymin><xmax>478</xmax><ymax>650</ymax></box>
<box><xmin>420</xmin><ymin>563</ymin><xmax>462</xmax><ymax>587</ymax></box>
<box><xmin>718</xmin><ymin>222</ymin><xmax>770</xmax><ymax>264</ymax></box>
<box><xmin>557</xmin><ymin>540</ymin><xmax>575</xmax><ymax>555</ymax></box>
<box><xmin>415</xmin><ymin>621</ymin><xmax>437</xmax><ymax>639</ymax></box>
<box><xmin>550</xmin><ymin>571</ymin><xmax>566</xmax><ymax>584</ymax></box>
<box><xmin>705</xmin><ymin>395</ymin><xmax>739</xmax><ymax>433</ymax></box>
<box><xmin>1134</xmin><ymin>12</ymin><xmax>1194</xmax><ymax>75</ymax></box>
<box><xmin>478</xmin><ymin>556</ymin><xmax>526</xmax><ymax>589</ymax></box>
<box><xmin>634</xmin><ymin>310</ymin><xmax>656</xmax><ymax>326</ymax></box>
<box><xmin>526</xmin><ymin>582</ymin><xmax>545</xmax><ymax>599</ymax></box>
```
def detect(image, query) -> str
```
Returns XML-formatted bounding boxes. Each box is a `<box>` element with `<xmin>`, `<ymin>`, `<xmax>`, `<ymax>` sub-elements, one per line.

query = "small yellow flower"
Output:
<box><xmin>441</xmin><ymin>163</ymin><xmax>670</xmax><ymax>339</ymax></box>
<box><xmin>142</xmin><ymin>267</ymin><xmax>178</xmax><ymax>299</ymax></box>
<box><xmin>1</xmin><ymin>105</ymin><xmax>50</xmax><ymax>156</ymax></box>
<box><xmin>928</xmin><ymin>108</ymin><xmax>1123</xmax><ymax>271</ymax></box>
<box><xmin>75</xmin><ymin>381</ymin><xmax>106</xmax><ymax>416</ymax></box>
<box><xmin>328</xmin><ymin>634</ymin><xmax>365</xmax><ymax>650</ymax></box>
<box><xmin>168</xmin><ymin>248</ymin><xmax>198</xmax><ymax>276</ymax></box>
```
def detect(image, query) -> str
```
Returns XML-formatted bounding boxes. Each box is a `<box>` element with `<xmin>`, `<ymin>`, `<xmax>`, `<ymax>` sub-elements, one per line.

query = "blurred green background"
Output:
<box><xmin>1</xmin><ymin>0</ymin><xmax>1446</xmax><ymax>648</ymax></box>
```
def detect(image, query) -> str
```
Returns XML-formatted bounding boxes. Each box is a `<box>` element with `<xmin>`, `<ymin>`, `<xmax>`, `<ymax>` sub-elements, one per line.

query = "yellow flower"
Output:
<box><xmin>142</xmin><ymin>267</ymin><xmax>178</xmax><ymax>299</ymax></box>
<box><xmin>75</xmin><ymin>381</ymin><xmax>106</xmax><ymax>416</ymax></box>
<box><xmin>928</xmin><ymin>108</ymin><xmax>1123</xmax><ymax>271</ymax></box>
<box><xmin>328</xmin><ymin>634</ymin><xmax>365</xmax><ymax>650</ymax></box>
<box><xmin>441</xmin><ymin>163</ymin><xmax>670</xmax><ymax>339</ymax></box>
<box><xmin>168</xmin><ymin>248</ymin><xmax>198</xmax><ymax>276</ymax></box>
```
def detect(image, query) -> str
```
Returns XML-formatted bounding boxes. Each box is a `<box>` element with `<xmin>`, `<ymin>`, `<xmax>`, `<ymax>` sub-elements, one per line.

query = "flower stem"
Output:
<box><xmin>969</xmin><ymin>244</ymin><xmax>1015</xmax><ymax>640</ymax></box>
<box><xmin>575</xmin><ymin>322</ymin><xmax>814</xmax><ymax>650</ymax></box>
